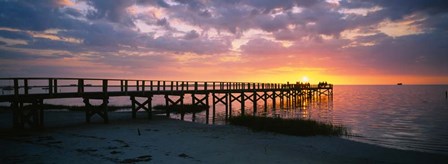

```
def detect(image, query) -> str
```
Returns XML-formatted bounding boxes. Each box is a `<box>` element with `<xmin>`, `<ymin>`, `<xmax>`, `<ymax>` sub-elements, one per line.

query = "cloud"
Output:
<box><xmin>137</xmin><ymin>0</ymin><xmax>170</xmax><ymax>8</ymax></box>
<box><xmin>86</xmin><ymin>0</ymin><xmax>136</xmax><ymax>27</ymax></box>
<box><xmin>240</xmin><ymin>38</ymin><xmax>286</xmax><ymax>56</ymax></box>
<box><xmin>245</xmin><ymin>0</ymin><xmax>295</xmax><ymax>13</ymax></box>
<box><xmin>147</xmin><ymin>35</ymin><xmax>230</xmax><ymax>54</ymax></box>
<box><xmin>0</xmin><ymin>1</ymin><xmax>83</xmax><ymax>31</ymax></box>
<box><xmin>0</xmin><ymin>29</ymin><xmax>32</xmax><ymax>40</ymax></box>
<box><xmin>0</xmin><ymin>0</ymin><xmax>447</xmax><ymax>82</ymax></box>
<box><xmin>341</xmin><ymin>0</ymin><xmax>448</xmax><ymax>31</ymax></box>
<box><xmin>183</xmin><ymin>30</ymin><xmax>200</xmax><ymax>40</ymax></box>
<box><xmin>341</xmin><ymin>31</ymin><xmax>448</xmax><ymax>76</ymax></box>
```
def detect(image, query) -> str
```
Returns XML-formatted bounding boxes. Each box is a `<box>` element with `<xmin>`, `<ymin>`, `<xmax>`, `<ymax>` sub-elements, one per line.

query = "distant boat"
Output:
<box><xmin>397</xmin><ymin>83</ymin><xmax>403</xmax><ymax>85</ymax></box>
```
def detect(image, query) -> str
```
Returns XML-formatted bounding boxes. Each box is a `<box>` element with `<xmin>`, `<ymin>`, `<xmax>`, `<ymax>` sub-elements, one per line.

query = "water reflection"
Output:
<box><xmin>2</xmin><ymin>85</ymin><xmax>447</xmax><ymax>155</ymax></box>
<box><xmin>181</xmin><ymin>85</ymin><xmax>448</xmax><ymax>155</ymax></box>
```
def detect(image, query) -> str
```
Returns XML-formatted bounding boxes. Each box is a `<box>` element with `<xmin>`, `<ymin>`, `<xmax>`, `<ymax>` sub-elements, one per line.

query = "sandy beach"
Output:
<box><xmin>0</xmin><ymin>111</ymin><xmax>447</xmax><ymax>164</ymax></box>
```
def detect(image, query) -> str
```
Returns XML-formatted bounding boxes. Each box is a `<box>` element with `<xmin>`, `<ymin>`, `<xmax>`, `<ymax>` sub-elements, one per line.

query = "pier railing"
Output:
<box><xmin>0</xmin><ymin>77</ymin><xmax>332</xmax><ymax>98</ymax></box>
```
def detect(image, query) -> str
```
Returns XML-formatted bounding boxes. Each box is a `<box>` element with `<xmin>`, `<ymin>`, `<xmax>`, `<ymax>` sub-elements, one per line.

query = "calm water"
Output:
<box><xmin>1</xmin><ymin>85</ymin><xmax>448</xmax><ymax>154</ymax></box>
<box><xmin>165</xmin><ymin>85</ymin><xmax>448</xmax><ymax>154</ymax></box>
<box><xmin>217</xmin><ymin>85</ymin><xmax>448</xmax><ymax>155</ymax></box>
<box><xmin>329</xmin><ymin>85</ymin><xmax>448</xmax><ymax>154</ymax></box>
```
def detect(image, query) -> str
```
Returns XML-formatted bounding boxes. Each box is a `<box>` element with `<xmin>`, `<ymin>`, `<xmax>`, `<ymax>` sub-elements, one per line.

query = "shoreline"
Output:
<box><xmin>1</xmin><ymin>112</ymin><xmax>447</xmax><ymax>163</ymax></box>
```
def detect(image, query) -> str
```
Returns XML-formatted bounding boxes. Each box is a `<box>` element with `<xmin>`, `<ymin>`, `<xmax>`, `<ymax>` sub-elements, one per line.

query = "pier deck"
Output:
<box><xmin>0</xmin><ymin>78</ymin><xmax>333</xmax><ymax>128</ymax></box>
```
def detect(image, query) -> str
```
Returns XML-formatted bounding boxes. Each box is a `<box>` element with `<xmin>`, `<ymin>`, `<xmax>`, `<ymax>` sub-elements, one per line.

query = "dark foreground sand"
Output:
<box><xmin>0</xmin><ymin>111</ymin><xmax>447</xmax><ymax>164</ymax></box>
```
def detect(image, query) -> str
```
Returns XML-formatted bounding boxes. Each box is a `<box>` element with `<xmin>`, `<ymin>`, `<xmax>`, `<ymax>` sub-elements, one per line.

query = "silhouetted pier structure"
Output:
<box><xmin>0</xmin><ymin>78</ymin><xmax>333</xmax><ymax>128</ymax></box>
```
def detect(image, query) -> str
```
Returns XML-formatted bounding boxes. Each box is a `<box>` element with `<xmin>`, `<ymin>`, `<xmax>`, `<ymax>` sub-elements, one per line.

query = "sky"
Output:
<box><xmin>0</xmin><ymin>0</ymin><xmax>447</xmax><ymax>84</ymax></box>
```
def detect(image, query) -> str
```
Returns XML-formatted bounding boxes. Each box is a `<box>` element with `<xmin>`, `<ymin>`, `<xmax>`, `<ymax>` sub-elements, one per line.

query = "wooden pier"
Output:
<box><xmin>0</xmin><ymin>78</ymin><xmax>333</xmax><ymax>128</ymax></box>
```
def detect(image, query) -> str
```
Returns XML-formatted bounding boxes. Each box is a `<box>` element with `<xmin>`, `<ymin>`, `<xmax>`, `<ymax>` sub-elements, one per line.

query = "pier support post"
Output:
<box><xmin>164</xmin><ymin>94</ymin><xmax>184</xmax><ymax>119</ymax></box>
<box><xmin>272</xmin><ymin>91</ymin><xmax>277</xmax><ymax>110</ymax></box>
<box><xmin>289</xmin><ymin>90</ymin><xmax>294</xmax><ymax>108</ymax></box>
<box><xmin>192</xmin><ymin>93</ymin><xmax>209</xmax><ymax>123</ymax></box>
<box><xmin>130</xmin><ymin>95</ymin><xmax>153</xmax><ymax>119</ymax></box>
<box><xmin>240</xmin><ymin>92</ymin><xmax>245</xmax><ymax>115</ymax></box>
<box><xmin>279</xmin><ymin>91</ymin><xmax>284</xmax><ymax>109</ymax></box>
<box><xmin>212</xmin><ymin>92</ymin><xmax>229</xmax><ymax>122</ymax></box>
<box><xmin>252</xmin><ymin>92</ymin><xmax>257</xmax><ymax>116</ymax></box>
<box><xmin>11</xmin><ymin>99</ymin><xmax>44</xmax><ymax>129</ymax></box>
<box><xmin>292</xmin><ymin>90</ymin><xmax>297</xmax><ymax>108</ymax></box>
<box><xmin>229</xmin><ymin>93</ymin><xmax>242</xmax><ymax>117</ymax></box>
<box><xmin>84</xmin><ymin>97</ymin><xmax>109</xmax><ymax>123</ymax></box>
<box><xmin>266</xmin><ymin>91</ymin><xmax>275</xmax><ymax>111</ymax></box>
<box><xmin>263</xmin><ymin>92</ymin><xmax>268</xmax><ymax>113</ymax></box>
<box><xmin>253</xmin><ymin>92</ymin><xmax>267</xmax><ymax>115</ymax></box>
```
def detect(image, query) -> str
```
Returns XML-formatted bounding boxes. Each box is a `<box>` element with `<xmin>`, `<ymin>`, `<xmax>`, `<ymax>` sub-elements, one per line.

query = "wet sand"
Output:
<box><xmin>0</xmin><ymin>111</ymin><xmax>447</xmax><ymax>163</ymax></box>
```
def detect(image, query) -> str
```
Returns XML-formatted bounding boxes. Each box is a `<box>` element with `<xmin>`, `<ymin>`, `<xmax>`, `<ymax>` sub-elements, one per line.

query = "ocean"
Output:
<box><xmin>206</xmin><ymin>85</ymin><xmax>448</xmax><ymax>155</ymax></box>
<box><xmin>1</xmin><ymin>85</ymin><xmax>448</xmax><ymax>154</ymax></box>
<box><xmin>328</xmin><ymin>85</ymin><xmax>448</xmax><ymax>155</ymax></box>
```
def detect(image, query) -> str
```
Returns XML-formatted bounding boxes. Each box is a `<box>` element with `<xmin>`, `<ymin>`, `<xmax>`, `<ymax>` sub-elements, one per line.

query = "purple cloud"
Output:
<box><xmin>0</xmin><ymin>0</ymin><xmax>446</xmax><ymax>82</ymax></box>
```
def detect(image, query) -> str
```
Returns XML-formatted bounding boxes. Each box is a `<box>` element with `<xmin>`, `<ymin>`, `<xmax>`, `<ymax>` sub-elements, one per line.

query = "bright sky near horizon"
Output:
<box><xmin>0</xmin><ymin>0</ymin><xmax>447</xmax><ymax>84</ymax></box>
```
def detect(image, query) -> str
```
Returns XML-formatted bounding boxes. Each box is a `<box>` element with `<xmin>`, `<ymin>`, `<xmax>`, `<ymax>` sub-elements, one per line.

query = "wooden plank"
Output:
<box><xmin>125</xmin><ymin>80</ymin><xmax>128</xmax><ymax>92</ymax></box>
<box><xmin>102</xmin><ymin>80</ymin><xmax>108</xmax><ymax>94</ymax></box>
<box><xmin>78</xmin><ymin>79</ymin><xmax>84</xmax><ymax>93</ymax></box>
<box><xmin>48</xmin><ymin>78</ymin><xmax>53</xmax><ymax>94</ymax></box>
<box><xmin>24</xmin><ymin>79</ymin><xmax>28</xmax><ymax>95</ymax></box>
<box><xmin>136</xmin><ymin>81</ymin><xmax>140</xmax><ymax>91</ymax></box>
<box><xmin>53</xmin><ymin>79</ymin><xmax>58</xmax><ymax>94</ymax></box>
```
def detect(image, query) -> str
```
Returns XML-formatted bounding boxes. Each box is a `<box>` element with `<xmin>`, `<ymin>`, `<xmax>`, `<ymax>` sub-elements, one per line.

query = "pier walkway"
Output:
<box><xmin>0</xmin><ymin>78</ymin><xmax>333</xmax><ymax>128</ymax></box>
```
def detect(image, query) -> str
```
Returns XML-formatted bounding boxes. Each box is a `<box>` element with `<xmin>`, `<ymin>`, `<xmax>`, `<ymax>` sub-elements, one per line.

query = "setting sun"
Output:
<box><xmin>302</xmin><ymin>76</ymin><xmax>309</xmax><ymax>83</ymax></box>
